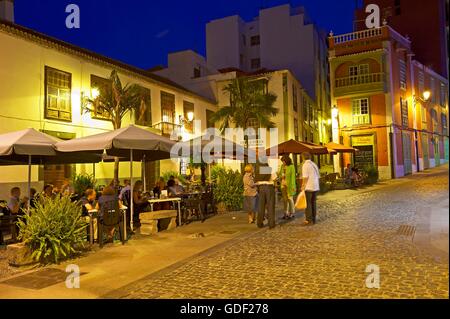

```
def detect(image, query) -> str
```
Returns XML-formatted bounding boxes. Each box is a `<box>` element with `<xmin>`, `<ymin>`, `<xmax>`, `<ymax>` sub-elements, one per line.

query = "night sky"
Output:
<box><xmin>15</xmin><ymin>0</ymin><xmax>357</xmax><ymax>70</ymax></box>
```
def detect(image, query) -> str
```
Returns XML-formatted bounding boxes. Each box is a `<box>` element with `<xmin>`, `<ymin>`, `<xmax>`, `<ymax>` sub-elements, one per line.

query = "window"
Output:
<box><xmin>430</xmin><ymin>109</ymin><xmax>438</xmax><ymax>132</ymax></box>
<box><xmin>418</xmin><ymin>71</ymin><xmax>424</xmax><ymax>95</ymax></box>
<box><xmin>399</xmin><ymin>59</ymin><xmax>407</xmax><ymax>90</ymax></box>
<box><xmin>442</xmin><ymin>113</ymin><xmax>448</xmax><ymax>135</ymax></box>
<box><xmin>45</xmin><ymin>66</ymin><xmax>72</xmax><ymax>121</ymax></box>
<box><xmin>247</xmin><ymin>118</ymin><xmax>259</xmax><ymax>139</ymax></box>
<box><xmin>359</xmin><ymin>64</ymin><xmax>369</xmax><ymax>74</ymax></box>
<box><xmin>251</xmin><ymin>58</ymin><xmax>261</xmax><ymax>69</ymax></box>
<box><xmin>193</xmin><ymin>67</ymin><xmax>201</xmax><ymax>78</ymax></box>
<box><xmin>440</xmin><ymin>83</ymin><xmax>447</xmax><ymax>106</ymax></box>
<box><xmin>421</xmin><ymin>105</ymin><xmax>427</xmax><ymax>123</ymax></box>
<box><xmin>395</xmin><ymin>0</ymin><xmax>401</xmax><ymax>15</ymax></box>
<box><xmin>250</xmin><ymin>35</ymin><xmax>260</xmax><ymax>46</ymax></box>
<box><xmin>134</xmin><ymin>87</ymin><xmax>152</xmax><ymax>127</ymax></box>
<box><xmin>239</xmin><ymin>54</ymin><xmax>244</xmax><ymax>67</ymax></box>
<box><xmin>303</xmin><ymin>97</ymin><xmax>308</xmax><ymax>123</ymax></box>
<box><xmin>400</xmin><ymin>97</ymin><xmax>408</xmax><ymax>127</ymax></box>
<box><xmin>242</xmin><ymin>34</ymin><xmax>246</xmax><ymax>46</ymax></box>
<box><xmin>183</xmin><ymin>101</ymin><xmax>194</xmax><ymax>132</ymax></box>
<box><xmin>309</xmin><ymin>104</ymin><xmax>313</xmax><ymax>125</ymax></box>
<box><xmin>349</xmin><ymin>65</ymin><xmax>358</xmax><ymax>77</ymax></box>
<box><xmin>292</xmin><ymin>84</ymin><xmax>298</xmax><ymax>112</ymax></box>
<box><xmin>90</xmin><ymin>74</ymin><xmax>112</xmax><ymax>120</ymax></box>
<box><xmin>352</xmin><ymin>98</ymin><xmax>370</xmax><ymax>125</ymax></box>
<box><xmin>430</xmin><ymin>77</ymin><xmax>436</xmax><ymax>103</ymax></box>
<box><xmin>206</xmin><ymin>109</ymin><xmax>215</xmax><ymax>128</ymax></box>
<box><xmin>294</xmin><ymin>119</ymin><xmax>299</xmax><ymax>139</ymax></box>
<box><xmin>161</xmin><ymin>91</ymin><xmax>175</xmax><ymax>123</ymax></box>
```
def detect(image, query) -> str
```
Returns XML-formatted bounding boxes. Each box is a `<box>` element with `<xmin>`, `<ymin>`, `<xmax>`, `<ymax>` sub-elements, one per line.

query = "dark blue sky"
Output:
<box><xmin>15</xmin><ymin>0</ymin><xmax>357</xmax><ymax>70</ymax></box>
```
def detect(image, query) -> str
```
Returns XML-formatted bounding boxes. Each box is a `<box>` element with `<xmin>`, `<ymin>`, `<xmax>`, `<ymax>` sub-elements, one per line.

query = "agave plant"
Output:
<box><xmin>17</xmin><ymin>196</ymin><xmax>88</xmax><ymax>264</ymax></box>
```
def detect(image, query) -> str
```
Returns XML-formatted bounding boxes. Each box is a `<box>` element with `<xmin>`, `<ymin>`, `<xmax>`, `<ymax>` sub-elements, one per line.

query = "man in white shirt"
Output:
<box><xmin>300</xmin><ymin>152</ymin><xmax>320</xmax><ymax>225</ymax></box>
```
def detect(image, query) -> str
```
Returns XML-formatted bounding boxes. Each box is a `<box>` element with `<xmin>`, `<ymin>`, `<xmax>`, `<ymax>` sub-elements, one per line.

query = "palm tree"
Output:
<box><xmin>82</xmin><ymin>70</ymin><xmax>149</xmax><ymax>185</ymax></box>
<box><xmin>209</xmin><ymin>77</ymin><xmax>278</xmax><ymax>163</ymax></box>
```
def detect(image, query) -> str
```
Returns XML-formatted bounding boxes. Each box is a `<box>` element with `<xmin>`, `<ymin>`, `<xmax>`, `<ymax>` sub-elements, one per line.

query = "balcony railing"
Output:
<box><xmin>332</xmin><ymin>28</ymin><xmax>383</xmax><ymax>45</ymax></box>
<box><xmin>335</xmin><ymin>73</ymin><xmax>384</xmax><ymax>88</ymax></box>
<box><xmin>151</xmin><ymin>121</ymin><xmax>182</xmax><ymax>138</ymax></box>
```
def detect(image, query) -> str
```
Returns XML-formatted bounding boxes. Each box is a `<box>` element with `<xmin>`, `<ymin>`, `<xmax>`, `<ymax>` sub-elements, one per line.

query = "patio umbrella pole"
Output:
<box><xmin>130</xmin><ymin>149</ymin><xmax>134</xmax><ymax>232</ymax></box>
<box><xmin>143</xmin><ymin>155</ymin><xmax>146</xmax><ymax>193</ymax></box>
<box><xmin>27</xmin><ymin>155</ymin><xmax>31</xmax><ymax>214</ymax></box>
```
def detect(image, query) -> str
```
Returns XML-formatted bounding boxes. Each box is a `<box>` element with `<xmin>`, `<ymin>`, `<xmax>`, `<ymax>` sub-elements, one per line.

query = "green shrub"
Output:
<box><xmin>212</xmin><ymin>167</ymin><xmax>243</xmax><ymax>211</ymax></box>
<box><xmin>72</xmin><ymin>173</ymin><xmax>96</xmax><ymax>195</ymax></box>
<box><xmin>17</xmin><ymin>196</ymin><xmax>88</xmax><ymax>264</ymax></box>
<box><xmin>161</xmin><ymin>171</ymin><xmax>187</xmax><ymax>184</ymax></box>
<box><xmin>363</xmin><ymin>166</ymin><xmax>379</xmax><ymax>185</ymax></box>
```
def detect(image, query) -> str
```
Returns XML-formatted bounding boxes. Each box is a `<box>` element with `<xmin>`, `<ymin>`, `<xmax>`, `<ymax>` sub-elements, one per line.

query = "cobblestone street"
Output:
<box><xmin>104</xmin><ymin>166</ymin><xmax>449</xmax><ymax>299</ymax></box>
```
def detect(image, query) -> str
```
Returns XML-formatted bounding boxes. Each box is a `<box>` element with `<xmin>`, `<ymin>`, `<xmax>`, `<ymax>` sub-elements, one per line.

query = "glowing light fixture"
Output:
<box><xmin>327</xmin><ymin>119</ymin><xmax>332</xmax><ymax>125</ymax></box>
<box><xmin>331</xmin><ymin>105</ymin><xmax>339</xmax><ymax>118</ymax></box>
<box><xmin>187</xmin><ymin>111</ymin><xmax>194</xmax><ymax>122</ymax></box>
<box><xmin>423</xmin><ymin>90</ymin><xmax>431</xmax><ymax>101</ymax></box>
<box><xmin>91</xmin><ymin>87</ymin><xmax>100</xmax><ymax>99</ymax></box>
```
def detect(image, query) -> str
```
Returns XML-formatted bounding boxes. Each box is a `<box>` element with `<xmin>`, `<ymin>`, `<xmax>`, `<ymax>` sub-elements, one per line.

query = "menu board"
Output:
<box><xmin>353</xmin><ymin>145</ymin><xmax>374</xmax><ymax>168</ymax></box>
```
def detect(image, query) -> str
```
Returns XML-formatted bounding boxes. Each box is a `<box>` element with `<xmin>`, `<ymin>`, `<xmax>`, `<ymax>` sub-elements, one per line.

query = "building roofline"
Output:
<box><xmin>0</xmin><ymin>19</ymin><xmax>216</xmax><ymax>104</ymax></box>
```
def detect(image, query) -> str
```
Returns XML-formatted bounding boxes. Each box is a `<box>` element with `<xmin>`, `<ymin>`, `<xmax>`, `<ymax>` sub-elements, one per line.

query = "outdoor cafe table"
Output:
<box><xmin>147</xmin><ymin>197</ymin><xmax>182</xmax><ymax>226</ymax></box>
<box><xmin>88</xmin><ymin>205</ymin><xmax>128</xmax><ymax>245</ymax></box>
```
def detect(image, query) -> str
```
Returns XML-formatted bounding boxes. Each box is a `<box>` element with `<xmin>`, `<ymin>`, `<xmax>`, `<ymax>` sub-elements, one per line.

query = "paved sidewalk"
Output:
<box><xmin>0</xmin><ymin>165</ymin><xmax>447</xmax><ymax>298</ymax></box>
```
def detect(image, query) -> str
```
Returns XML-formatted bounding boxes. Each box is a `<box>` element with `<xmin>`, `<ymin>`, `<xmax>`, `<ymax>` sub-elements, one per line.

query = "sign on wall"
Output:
<box><xmin>352</xmin><ymin>135</ymin><xmax>375</xmax><ymax>168</ymax></box>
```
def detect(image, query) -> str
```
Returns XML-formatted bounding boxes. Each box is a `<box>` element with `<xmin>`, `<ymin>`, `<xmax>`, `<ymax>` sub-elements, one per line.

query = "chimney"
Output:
<box><xmin>0</xmin><ymin>0</ymin><xmax>14</xmax><ymax>23</ymax></box>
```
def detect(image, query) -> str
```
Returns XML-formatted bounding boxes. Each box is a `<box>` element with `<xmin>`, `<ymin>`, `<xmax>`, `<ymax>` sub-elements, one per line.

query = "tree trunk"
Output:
<box><xmin>113</xmin><ymin>118</ymin><xmax>121</xmax><ymax>190</ymax></box>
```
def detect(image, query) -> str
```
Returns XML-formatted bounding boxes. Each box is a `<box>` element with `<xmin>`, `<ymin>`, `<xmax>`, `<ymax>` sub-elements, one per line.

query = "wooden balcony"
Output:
<box><xmin>334</xmin><ymin>72</ymin><xmax>386</xmax><ymax>97</ymax></box>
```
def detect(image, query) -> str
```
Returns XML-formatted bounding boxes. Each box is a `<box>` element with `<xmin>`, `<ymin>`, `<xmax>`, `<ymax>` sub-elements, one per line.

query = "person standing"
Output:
<box><xmin>300</xmin><ymin>152</ymin><xmax>320</xmax><ymax>225</ymax></box>
<box><xmin>256</xmin><ymin>163</ymin><xmax>276</xmax><ymax>229</ymax></box>
<box><xmin>243</xmin><ymin>164</ymin><xmax>257</xmax><ymax>224</ymax></box>
<box><xmin>280</xmin><ymin>155</ymin><xmax>297</xmax><ymax>219</ymax></box>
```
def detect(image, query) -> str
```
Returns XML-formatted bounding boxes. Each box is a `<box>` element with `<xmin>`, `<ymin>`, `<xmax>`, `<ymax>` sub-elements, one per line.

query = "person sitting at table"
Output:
<box><xmin>7</xmin><ymin>187</ymin><xmax>22</xmax><ymax>215</ymax></box>
<box><xmin>41</xmin><ymin>184</ymin><xmax>55</xmax><ymax>201</ymax></box>
<box><xmin>153</xmin><ymin>177</ymin><xmax>165</xmax><ymax>199</ymax></box>
<box><xmin>80</xmin><ymin>188</ymin><xmax>97</xmax><ymax>216</ymax></box>
<box><xmin>95</xmin><ymin>186</ymin><xmax>125</xmax><ymax>241</ymax></box>
<box><xmin>132</xmin><ymin>180</ymin><xmax>149</xmax><ymax>227</ymax></box>
<box><xmin>61</xmin><ymin>178</ymin><xmax>74</xmax><ymax>196</ymax></box>
<box><xmin>167</xmin><ymin>175</ymin><xmax>175</xmax><ymax>188</ymax></box>
<box><xmin>167</xmin><ymin>179</ymin><xmax>181</xmax><ymax>197</ymax></box>
<box><xmin>118</xmin><ymin>179</ymin><xmax>130</xmax><ymax>202</ymax></box>
<box><xmin>344</xmin><ymin>164</ymin><xmax>353</xmax><ymax>185</ymax></box>
<box><xmin>80</xmin><ymin>188</ymin><xmax>97</xmax><ymax>241</ymax></box>
<box><xmin>174</xmin><ymin>178</ymin><xmax>185</xmax><ymax>194</ymax></box>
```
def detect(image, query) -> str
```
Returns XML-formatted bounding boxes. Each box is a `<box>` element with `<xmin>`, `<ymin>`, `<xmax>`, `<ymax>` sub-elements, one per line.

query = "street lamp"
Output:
<box><xmin>423</xmin><ymin>90</ymin><xmax>431</xmax><ymax>101</ymax></box>
<box><xmin>187</xmin><ymin>111</ymin><xmax>194</xmax><ymax>122</ymax></box>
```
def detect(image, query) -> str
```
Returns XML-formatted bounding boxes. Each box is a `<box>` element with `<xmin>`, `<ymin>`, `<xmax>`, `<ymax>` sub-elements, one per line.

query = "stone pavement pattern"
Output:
<box><xmin>106</xmin><ymin>167</ymin><xmax>449</xmax><ymax>299</ymax></box>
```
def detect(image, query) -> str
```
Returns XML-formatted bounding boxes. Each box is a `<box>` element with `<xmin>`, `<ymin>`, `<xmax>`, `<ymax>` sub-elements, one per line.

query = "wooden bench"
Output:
<box><xmin>139</xmin><ymin>210</ymin><xmax>177</xmax><ymax>235</ymax></box>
